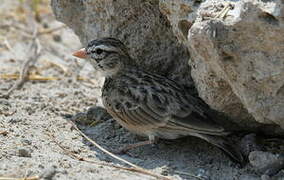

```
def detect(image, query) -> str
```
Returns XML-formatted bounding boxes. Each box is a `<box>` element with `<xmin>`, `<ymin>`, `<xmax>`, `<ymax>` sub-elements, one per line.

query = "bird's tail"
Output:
<box><xmin>196</xmin><ymin>134</ymin><xmax>244</xmax><ymax>165</ymax></box>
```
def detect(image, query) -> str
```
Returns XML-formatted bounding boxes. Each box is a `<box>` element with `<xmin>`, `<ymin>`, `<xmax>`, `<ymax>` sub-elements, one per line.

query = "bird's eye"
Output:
<box><xmin>95</xmin><ymin>49</ymin><xmax>103</xmax><ymax>55</ymax></box>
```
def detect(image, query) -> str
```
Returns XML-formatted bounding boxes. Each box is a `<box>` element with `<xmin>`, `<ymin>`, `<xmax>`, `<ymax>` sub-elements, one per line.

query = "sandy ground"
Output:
<box><xmin>0</xmin><ymin>1</ymin><xmax>283</xmax><ymax>180</ymax></box>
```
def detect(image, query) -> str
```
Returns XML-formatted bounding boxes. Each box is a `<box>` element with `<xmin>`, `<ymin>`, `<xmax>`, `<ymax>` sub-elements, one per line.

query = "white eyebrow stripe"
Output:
<box><xmin>95</xmin><ymin>45</ymin><xmax>118</xmax><ymax>52</ymax></box>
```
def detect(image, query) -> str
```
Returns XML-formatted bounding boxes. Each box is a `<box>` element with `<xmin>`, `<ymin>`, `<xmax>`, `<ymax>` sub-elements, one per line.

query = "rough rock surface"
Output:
<box><xmin>51</xmin><ymin>0</ymin><xmax>284</xmax><ymax>131</ymax></box>
<box><xmin>249</xmin><ymin>151</ymin><xmax>278</xmax><ymax>170</ymax></box>
<box><xmin>160</xmin><ymin>0</ymin><xmax>284</xmax><ymax>130</ymax></box>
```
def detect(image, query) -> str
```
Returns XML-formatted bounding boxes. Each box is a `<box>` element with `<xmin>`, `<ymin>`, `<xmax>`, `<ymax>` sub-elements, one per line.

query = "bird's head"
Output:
<box><xmin>73</xmin><ymin>37</ymin><xmax>131</xmax><ymax>77</ymax></box>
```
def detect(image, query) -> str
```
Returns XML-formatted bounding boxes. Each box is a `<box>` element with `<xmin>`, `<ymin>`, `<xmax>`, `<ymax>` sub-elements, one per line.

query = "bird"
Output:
<box><xmin>72</xmin><ymin>37</ymin><xmax>244</xmax><ymax>164</ymax></box>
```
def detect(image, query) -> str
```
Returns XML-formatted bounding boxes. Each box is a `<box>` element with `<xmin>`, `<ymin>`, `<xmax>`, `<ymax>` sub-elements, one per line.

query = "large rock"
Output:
<box><xmin>160</xmin><ymin>0</ymin><xmax>284</xmax><ymax>130</ymax></box>
<box><xmin>50</xmin><ymin>0</ymin><xmax>193</xmax><ymax>89</ymax></box>
<box><xmin>51</xmin><ymin>0</ymin><xmax>284</xmax><ymax>132</ymax></box>
<box><xmin>159</xmin><ymin>0</ymin><xmax>255</xmax><ymax>129</ymax></box>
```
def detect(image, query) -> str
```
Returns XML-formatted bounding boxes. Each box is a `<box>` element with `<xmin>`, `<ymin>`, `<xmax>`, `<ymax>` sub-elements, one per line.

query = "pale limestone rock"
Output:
<box><xmin>160</xmin><ymin>0</ymin><xmax>284</xmax><ymax>129</ymax></box>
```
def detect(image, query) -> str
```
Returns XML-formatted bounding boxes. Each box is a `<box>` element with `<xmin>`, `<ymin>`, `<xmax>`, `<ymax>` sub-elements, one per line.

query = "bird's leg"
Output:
<box><xmin>115</xmin><ymin>135</ymin><xmax>157</xmax><ymax>154</ymax></box>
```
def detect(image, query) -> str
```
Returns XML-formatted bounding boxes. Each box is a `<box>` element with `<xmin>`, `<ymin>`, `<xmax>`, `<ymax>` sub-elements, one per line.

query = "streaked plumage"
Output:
<box><xmin>73</xmin><ymin>37</ymin><xmax>244</xmax><ymax>164</ymax></box>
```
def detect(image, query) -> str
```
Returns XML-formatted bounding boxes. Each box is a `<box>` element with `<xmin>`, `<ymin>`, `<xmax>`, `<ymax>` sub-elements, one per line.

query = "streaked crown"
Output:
<box><xmin>73</xmin><ymin>37</ymin><xmax>132</xmax><ymax>77</ymax></box>
<box><xmin>86</xmin><ymin>37</ymin><xmax>129</xmax><ymax>57</ymax></box>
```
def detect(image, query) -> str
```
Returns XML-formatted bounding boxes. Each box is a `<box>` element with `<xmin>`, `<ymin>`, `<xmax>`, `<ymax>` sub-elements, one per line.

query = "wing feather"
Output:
<box><xmin>104</xmin><ymin>70</ymin><xmax>227</xmax><ymax>136</ymax></box>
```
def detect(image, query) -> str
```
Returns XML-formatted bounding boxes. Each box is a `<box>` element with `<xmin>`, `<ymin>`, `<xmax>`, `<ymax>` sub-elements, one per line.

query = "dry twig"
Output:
<box><xmin>49</xmin><ymin>122</ymin><xmax>203</xmax><ymax>180</ymax></box>
<box><xmin>38</xmin><ymin>25</ymin><xmax>67</xmax><ymax>36</ymax></box>
<box><xmin>68</xmin><ymin>121</ymin><xmax>205</xmax><ymax>179</ymax></box>
<box><xmin>0</xmin><ymin>131</ymin><xmax>8</xmax><ymax>136</ymax></box>
<box><xmin>68</xmin><ymin>120</ymin><xmax>140</xmax><ymax>168</ymax></box>
<box><xmin>47</xmin><ymin>130</ymin><xmax>171</xmax><ymax>180</ymax></box>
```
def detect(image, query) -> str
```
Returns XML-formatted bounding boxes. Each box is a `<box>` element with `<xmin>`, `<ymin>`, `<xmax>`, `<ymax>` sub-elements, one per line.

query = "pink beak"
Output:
<box><xmin>72</xmin><ymin>48</ymin><xmax>87</xmax><ymax>59</ymax></box>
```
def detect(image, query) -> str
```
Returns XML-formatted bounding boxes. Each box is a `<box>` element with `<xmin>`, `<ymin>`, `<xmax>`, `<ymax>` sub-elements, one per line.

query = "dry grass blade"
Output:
<box><xmin>0</xmin><ymin>74</ymin><xmax>59</xmax><ymax>81</ymax></box>
<box><xmin>47</xmin><ymin>131</ymin><xmax>172</xmax><ymax>180</ymax></box>
<box><xmin>65</xmin><ymin>121</ymin><xmax>172</xmax><ymax>180</ymax></box>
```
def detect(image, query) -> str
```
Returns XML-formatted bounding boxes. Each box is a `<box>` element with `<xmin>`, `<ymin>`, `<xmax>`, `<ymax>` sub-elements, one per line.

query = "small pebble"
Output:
<box><xmin>43</xmin><ymin>22</ymin><xmax>49</xmax><ymax>28</ymax></box>
<box><xmin>73</xmin><ymin>106</ymin><xmax>112</xmax><ymax>125</ymax></box>
<box><xmin>240</xmin><ymin>133</ymin><xmax>262</xmax><ymax>157</ymax></box>
<box><xmin>113</xmin><ymin>122</ymin><xmax>122</xmax><ymax>129</ymax></box>
<box><xmin>61</xmin><ymin>113</ymin><xmax>73</xmax><ymax>119</ymax></box>
<box><xmin>196</xmin><ymin>168</ymin><xmax>210</xmax><ymax>180</ymax></box>
<box><xmin>40</xmin><ymin>166</ymin><xmax>57</xmax><ymax>180</ymax></box>
<box><xmin>248</xmin><ymin>151</ymin><xmax>284</xmax><ymax>177</ymax></box>
<box><xmin>160</xmin><ymin>166</ymin><xmax>170</xmax><ymax>176</ymax></box>
<box><xmin>8</xmin><ymin>118</ymin><xmax>22</xmax><ymax>124</ymax></box>
<box><xmin>9</xmin><ymin>58</ymin><xmax>16</xmax><ymax>63</ymax></box>
<box><xmin>86</xmin><ymin>106</ymin><xmax>112</xmax><ymax>122</ymax></box>
<box><xmin>0</xmin><ymin>99</ymin><xmax>11</xmax><ymax>106</ymax></box>
<box><xmin>21</xmin><ymin>139</ymin><xmax>32</xmax><ymax>145</ymax></box>
<box><xmin>262</xmin><ymin>154</ymin><xmax>284</xmax><ymax>177</ymax></box>
<box><xmin>53</xmin><ymin>34</ymin><xmax>62</xmax><ymax>42</ymax></box>
<box><xmin>249</xmin><ymin>151</ymin><xmax>278</xmax><ymax>169</ymax></box>
<box><xmin>18</xmin><ymin>148</ymin><xmax>32</xmax><ymax>157</ymax></box>
<box><xmin>261</xmin><ymin>174</ymin><xmax>271</xmax><ymax>180</ymax></box>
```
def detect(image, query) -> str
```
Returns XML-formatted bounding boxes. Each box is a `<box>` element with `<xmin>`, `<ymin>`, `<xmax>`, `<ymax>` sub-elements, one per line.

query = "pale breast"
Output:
<box><xmin>103</xmin><ymin>98</ymin><xmax>154</xmax><ymax>137</ymax></box>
